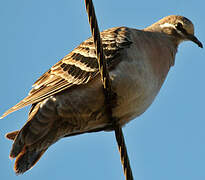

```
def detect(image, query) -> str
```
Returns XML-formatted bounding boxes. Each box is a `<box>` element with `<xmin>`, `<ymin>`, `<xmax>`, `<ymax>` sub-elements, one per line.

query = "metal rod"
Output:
<box><xmin>84</xmin><ymin>1</ymin><xmax>134</xmax><ymax>179</ymax></box>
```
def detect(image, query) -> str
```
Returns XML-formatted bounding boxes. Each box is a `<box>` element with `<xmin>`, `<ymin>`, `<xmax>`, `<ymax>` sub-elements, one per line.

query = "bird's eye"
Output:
<box><xmin>176</xmin><ymin>22</ymin><xmax>183</xmax><ymax>30</ymax></box>
<box><xmin>175</xmin><ymin>22</ymin><xmax>188</xmax><ymax>35</ymax></box>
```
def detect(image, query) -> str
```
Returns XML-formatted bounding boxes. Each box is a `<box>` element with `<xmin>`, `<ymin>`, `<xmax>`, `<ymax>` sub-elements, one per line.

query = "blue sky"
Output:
<box><xmin>0</xmin><ymin>0</ymin><xmax>204</xmax><ymax>179</ymax></box>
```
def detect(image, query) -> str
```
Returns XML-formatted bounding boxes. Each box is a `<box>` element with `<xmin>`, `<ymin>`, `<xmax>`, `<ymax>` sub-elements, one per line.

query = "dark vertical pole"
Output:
<box><xmin>84</xmin><ymin>1</ymin><xmax>134</xmax><ymax>179</ymax></box>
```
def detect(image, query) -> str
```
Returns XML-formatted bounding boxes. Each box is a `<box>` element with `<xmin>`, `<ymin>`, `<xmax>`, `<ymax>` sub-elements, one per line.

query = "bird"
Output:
<box><xmin>1</xmin><ymin>15</ymin><xmax>203</xmax><ymax>174</ymax></box>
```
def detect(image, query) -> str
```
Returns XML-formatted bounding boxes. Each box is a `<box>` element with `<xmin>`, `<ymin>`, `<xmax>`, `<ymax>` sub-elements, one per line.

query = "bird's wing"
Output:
<box><xmin>1</xmin><ymin>27</ymin><xmax>132</xmax><ymax>119</ymax></box>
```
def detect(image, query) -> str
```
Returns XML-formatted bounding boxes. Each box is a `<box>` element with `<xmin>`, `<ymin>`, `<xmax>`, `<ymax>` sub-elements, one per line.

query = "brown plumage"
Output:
<box><xmin>1</xmin><ymin>15</ymin><xmax>202</xmax><ymax>174</ymax></box>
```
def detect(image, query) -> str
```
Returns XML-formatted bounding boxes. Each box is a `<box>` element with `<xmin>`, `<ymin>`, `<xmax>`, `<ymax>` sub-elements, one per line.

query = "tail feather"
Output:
<box><xmin>5</xmin><ymin>131</ymin><xmax>19</xmax><ymax>141</ymax></box>
<box><xmin>5</xmin><ymin>98</ymin><xmax>62</xmax><ymax>174</ymax></box>
<box><xmin>9</xmin><ymin>103</ymin><xmax>53</xmax><ymax>159</ymax></box>
<box><xmin>9</xmin><ymin>124</ymin><xmax>30</xmax><ymax>158</ymax></box>
<box><xmin>14</xmin><ymin>147</ymin><xmax>47</xmax><ymax>174</ymax></box>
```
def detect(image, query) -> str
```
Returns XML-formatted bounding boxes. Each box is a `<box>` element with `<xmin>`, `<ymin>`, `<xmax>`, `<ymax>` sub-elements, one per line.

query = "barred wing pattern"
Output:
<box><xmin>1</xmin><ymin>27</ymin><xmax>132</xmax><ymax>119</ymax></box>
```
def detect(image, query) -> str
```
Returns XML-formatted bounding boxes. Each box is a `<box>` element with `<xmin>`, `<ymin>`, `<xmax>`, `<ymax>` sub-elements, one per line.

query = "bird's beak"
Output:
<box><xmin>187</xmin><ymin>34</ymin><xmax>203</xmax><ymax>48</ymax></box>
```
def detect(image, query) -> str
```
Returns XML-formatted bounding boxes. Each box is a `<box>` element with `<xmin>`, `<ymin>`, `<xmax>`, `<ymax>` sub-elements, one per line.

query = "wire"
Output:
<box><xmin>84</xmin><ymin>1</ymin><xmax>134</xmax><ymax>179</ymax></box>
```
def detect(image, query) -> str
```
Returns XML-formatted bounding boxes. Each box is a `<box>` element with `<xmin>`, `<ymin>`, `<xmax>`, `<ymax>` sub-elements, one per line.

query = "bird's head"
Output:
<box><xmin>146</xmin><ymin>15</ymin><xmax>203</xmax><ymax>48</ymax></box>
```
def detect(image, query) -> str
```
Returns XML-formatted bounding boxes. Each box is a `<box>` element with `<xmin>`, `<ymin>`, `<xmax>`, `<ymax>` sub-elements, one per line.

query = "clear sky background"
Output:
<box><xmin>0</xmin><ymin>0</ymin><xmax>204</xmax><ymax>180</ymax></box>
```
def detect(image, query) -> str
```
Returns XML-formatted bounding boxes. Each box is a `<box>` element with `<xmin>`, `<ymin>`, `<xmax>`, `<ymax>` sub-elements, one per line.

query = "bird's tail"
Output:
<box><xmin>5</xmin><ymin>99</ymin><xmax>61</xmax><ymax>174</ymax></box>
<box><xmin>14</xmin><ymin>147</ymin><xmax>47</xmax><ymax>174</ymax></box>
<box><xmin>6</xmin><ymin>130</ymin><xmax>47</xmax><ymax>174</ymax></box>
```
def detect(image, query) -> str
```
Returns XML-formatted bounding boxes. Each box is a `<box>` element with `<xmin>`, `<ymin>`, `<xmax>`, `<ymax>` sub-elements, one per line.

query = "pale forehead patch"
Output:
<box><xmin>160</xmin><ymin>22</ymin><xmax>176</xmax><ymax>29</ymax></box>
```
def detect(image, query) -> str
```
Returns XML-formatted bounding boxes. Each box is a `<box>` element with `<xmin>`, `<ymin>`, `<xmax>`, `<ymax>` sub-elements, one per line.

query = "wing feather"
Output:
<box><xmin>1</xmin><ymin>27</ymin><xmax>132</xmax><ymax>119</ymax></box>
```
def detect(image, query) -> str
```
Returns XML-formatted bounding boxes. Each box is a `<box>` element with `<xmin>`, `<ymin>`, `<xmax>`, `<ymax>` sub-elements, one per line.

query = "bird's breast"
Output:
<box><xmin>111</xmin><ymin>45</ymin><xmax>171</xmax><ymax>126</ymax></box>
